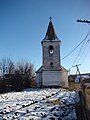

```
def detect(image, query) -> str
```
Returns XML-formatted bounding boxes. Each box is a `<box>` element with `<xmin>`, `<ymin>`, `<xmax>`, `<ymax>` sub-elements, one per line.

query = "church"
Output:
<box><xmin>36</xmin><ymin>19</ymin><xmax>68</xmax><ymax>88</ymax></box>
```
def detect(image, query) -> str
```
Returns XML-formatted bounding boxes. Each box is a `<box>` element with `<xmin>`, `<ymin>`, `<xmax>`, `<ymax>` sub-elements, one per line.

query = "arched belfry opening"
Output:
<box><xmin>49</xmin><ymin>45</ymin><xmax>54</xmax><ymax>54</ymax></box>
<box><xmin>36</xmin><ymin>18</ymin><xmax>68</xmax><ymax>88</ymax></box>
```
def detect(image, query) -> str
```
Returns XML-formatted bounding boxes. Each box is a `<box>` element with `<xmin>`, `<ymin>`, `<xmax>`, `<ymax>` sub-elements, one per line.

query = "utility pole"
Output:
<box><xmin>77</xmin><ymin>19</ymin><xmax>90</xmax><ymax>23</ymax></box>
<box><xmin>75</xmin><ymin>19</ymin><xmax>90</xmax><ymax>82</ymax></box>
<box><xmin>72</xmin><ymin>64</ymin><xmax>81</xmax><ymax>83</ymax></box>
<box><xmin>72</xmin><ymin>64</ymin><xmax>81</xmax><ymax>75</ymax></box>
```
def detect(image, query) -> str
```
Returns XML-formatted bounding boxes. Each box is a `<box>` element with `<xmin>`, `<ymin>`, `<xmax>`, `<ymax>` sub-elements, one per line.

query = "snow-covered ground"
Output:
<box><xmin>0</xmin><ymin>88</ymin><xmax>79</xmax><ymax>120</ymax></box>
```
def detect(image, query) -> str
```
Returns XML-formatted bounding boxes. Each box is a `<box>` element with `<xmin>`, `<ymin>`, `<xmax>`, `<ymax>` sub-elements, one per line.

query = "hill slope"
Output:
<box><xmin>0</xmin><ymin>88</ymin><xmax>79</xmax><ymax>120</ymax></box>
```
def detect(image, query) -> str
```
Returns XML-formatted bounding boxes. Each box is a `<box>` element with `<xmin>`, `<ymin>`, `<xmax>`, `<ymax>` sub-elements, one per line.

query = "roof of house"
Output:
<box><xmin>70</xmin><ymin>73</ymin><xmax>90</xmax><ymax>77</ymax></box>
<box><xmin>61</xmin><ymin>66</ymin><xmax>68</xmax><ymax>72</ymax></box>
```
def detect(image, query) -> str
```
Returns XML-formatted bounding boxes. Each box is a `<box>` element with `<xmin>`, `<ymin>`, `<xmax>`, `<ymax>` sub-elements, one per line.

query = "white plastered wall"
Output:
<box><xmin>61</xmin><ymin>68</ymin><xmax>68</xmax><ymax>87</ymax></box>
<box><xmin>36</xmin><ymin>72</ymin><xmax>42</xmax><ymax>87</ymax></box>
<box><xmin>42</xmin><ymin>70</ymin><xmax>61</xmax><ymax>86</ymax></box>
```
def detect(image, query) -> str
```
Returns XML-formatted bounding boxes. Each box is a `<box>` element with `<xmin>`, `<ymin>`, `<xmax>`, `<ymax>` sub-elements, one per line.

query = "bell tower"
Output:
<box><xmin>41</xmin><ymin>19</ymin><xmax>61</xmax><ymax>70</ymax></box>
<box><xmin>36</xmin><ymin>18</ymin><xmax>68</xmax><ymax>88</ymax></box>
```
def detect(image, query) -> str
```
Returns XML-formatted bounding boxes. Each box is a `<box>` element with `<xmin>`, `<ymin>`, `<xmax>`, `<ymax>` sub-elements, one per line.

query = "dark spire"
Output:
<box><xmin>44</xmin><ymin>18</ymin><xmax>58</xmax><ymax>40</ymax></box>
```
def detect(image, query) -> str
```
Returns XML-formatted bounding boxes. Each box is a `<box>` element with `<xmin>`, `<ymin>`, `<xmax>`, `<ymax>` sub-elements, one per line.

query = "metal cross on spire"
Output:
<box><xmin>50</xmin><ymin>16</ymin><xmax>52</xmax><ymax>21</ymax></box>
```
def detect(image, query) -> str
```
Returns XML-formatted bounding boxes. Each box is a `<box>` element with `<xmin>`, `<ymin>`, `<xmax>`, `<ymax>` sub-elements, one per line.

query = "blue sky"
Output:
<box><xmin>0</xmin><ymin>0</ymin><xmax>90</xmax><ymax>74</ymax></box>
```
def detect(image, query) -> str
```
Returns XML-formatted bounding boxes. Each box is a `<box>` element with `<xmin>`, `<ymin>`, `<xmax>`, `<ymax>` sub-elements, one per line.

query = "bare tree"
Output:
<box><xmin>0</xmin><ymin>58</ymin><xmax>36</xmax><ymax>92</ymax></box>
<box><xmin>7</xmin><ymin>58</ymin><xmax>15</xmax><ymax>75</ymax></box>
<box><xmin>0</xmin><ymin>58</ymin><xmax>7</xmax><ymax>79</ymax></box>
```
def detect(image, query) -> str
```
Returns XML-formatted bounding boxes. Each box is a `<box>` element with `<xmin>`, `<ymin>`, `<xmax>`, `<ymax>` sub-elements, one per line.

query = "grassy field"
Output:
<box><xmin>68</xmin><ymin>82</ymin><xmax>81</xmax><ymax>91</ymax></box>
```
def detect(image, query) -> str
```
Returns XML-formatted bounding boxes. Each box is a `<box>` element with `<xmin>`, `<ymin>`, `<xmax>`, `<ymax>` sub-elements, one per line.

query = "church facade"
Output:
<box><xmin>36</xmin><ymin>19</ymin><xmax>68</xmax><ymax>88</ymax></box>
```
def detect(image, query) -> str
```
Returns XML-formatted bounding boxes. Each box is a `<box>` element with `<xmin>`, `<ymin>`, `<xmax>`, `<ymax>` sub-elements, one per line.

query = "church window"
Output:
<box><xmin>49</xmin><ymin>45</ymin><xmax>54</xmax><ymax>54</ymax></box>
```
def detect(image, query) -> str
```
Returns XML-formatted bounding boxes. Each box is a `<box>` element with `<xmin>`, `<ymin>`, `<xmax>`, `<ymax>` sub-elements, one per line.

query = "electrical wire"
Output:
<box><xmin>61</xmin><ymin>29</ymin><xmax>90</xmax><ymax>60</ymax></box>
<box><xmin>81</xmin><ymin>39</ymin><xmax>90</xmax><ymax>64</ymax></box>
<box><xmin>70</xmin><ymin>39</ymin><xmax>90</xmax><ymax>73</ymax></box>
<box><xmin>66</xmin><ymin>29</ymin><xmax>90</xmax><ymax>74</ymax></box>
<box><xmin>76</xmin><ymin>39</ymin><xmax>90</xmax><ymax>64</ymax></box>
<box><xmin>72</xmin><ymin>38</ymin><xmax>90</xmax><ymax>66</ymax></box>
<box><xmin>72</xmin><ymin>39</ymin><xmax>86</xmax><ymax>66</ymax></box>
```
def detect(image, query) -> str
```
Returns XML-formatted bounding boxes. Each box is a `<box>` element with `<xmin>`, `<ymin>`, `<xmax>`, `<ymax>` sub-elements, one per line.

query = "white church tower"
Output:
<box><xmin>36</xmin><ymin>19</ymin><xmax>68</xmax><ymax>88</ymax></box>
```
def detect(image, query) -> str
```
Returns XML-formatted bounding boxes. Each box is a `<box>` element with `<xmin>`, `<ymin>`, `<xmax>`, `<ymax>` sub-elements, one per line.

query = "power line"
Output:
<box><xmin>61</xmin><ymin>40</ymin><xmax>84</xmax><ymax>60</ymax></box>
<box><xmin>81</xmin><ymin>39</ymin><xmax>90</xmax><ymax>64</ymax></box>
<box><xmin>61</xmin><ymin>29</ymin><xmax>90</xmax><ymax>60</ymax></box>
<box><xmin>72</xmin><ymin>38</ymin><xmax>90</xmax><ymax>66</ymax></box>
<box><xmin>70</xmin><ymin>39</ymin><xmax>90</xmax><ymax>73</ymax></box>
<box><xmin>76</xmin><ymin>39</ymin><xmax>90</xmax><ymax>64</ymax></box>
<box><xmin>72</xmin><ymin>38</ymin><xmax>86</xmax><ymax>66</ymax></box>
<box><xmin>69</xmin><ymin>19</ymin><xmax>90</xmax><ymax>74</ymax></box>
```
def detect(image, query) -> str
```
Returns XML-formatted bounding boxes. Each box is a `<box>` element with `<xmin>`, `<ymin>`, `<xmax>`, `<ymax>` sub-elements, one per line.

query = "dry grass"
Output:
<box><xmin>47</xmin><ymin>99</ymin><xmax>63</xmax><ymax>105</ymax></box>
<box><xmin>68</xmin><ymin>82</ymin><xmax>81</xmax><ymax>91</ymax></box>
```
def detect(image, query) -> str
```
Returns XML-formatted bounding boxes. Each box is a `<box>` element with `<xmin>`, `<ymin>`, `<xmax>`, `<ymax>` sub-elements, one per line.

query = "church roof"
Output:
<box><xmin>44</xmin><ymin>19</ymin><xmax>58</xmax><ymax>40</ymax></box>
<box><xmin>36</xmin><ymin>65</ymin><xmax>68</xmax><ymax>73</ymax></box>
